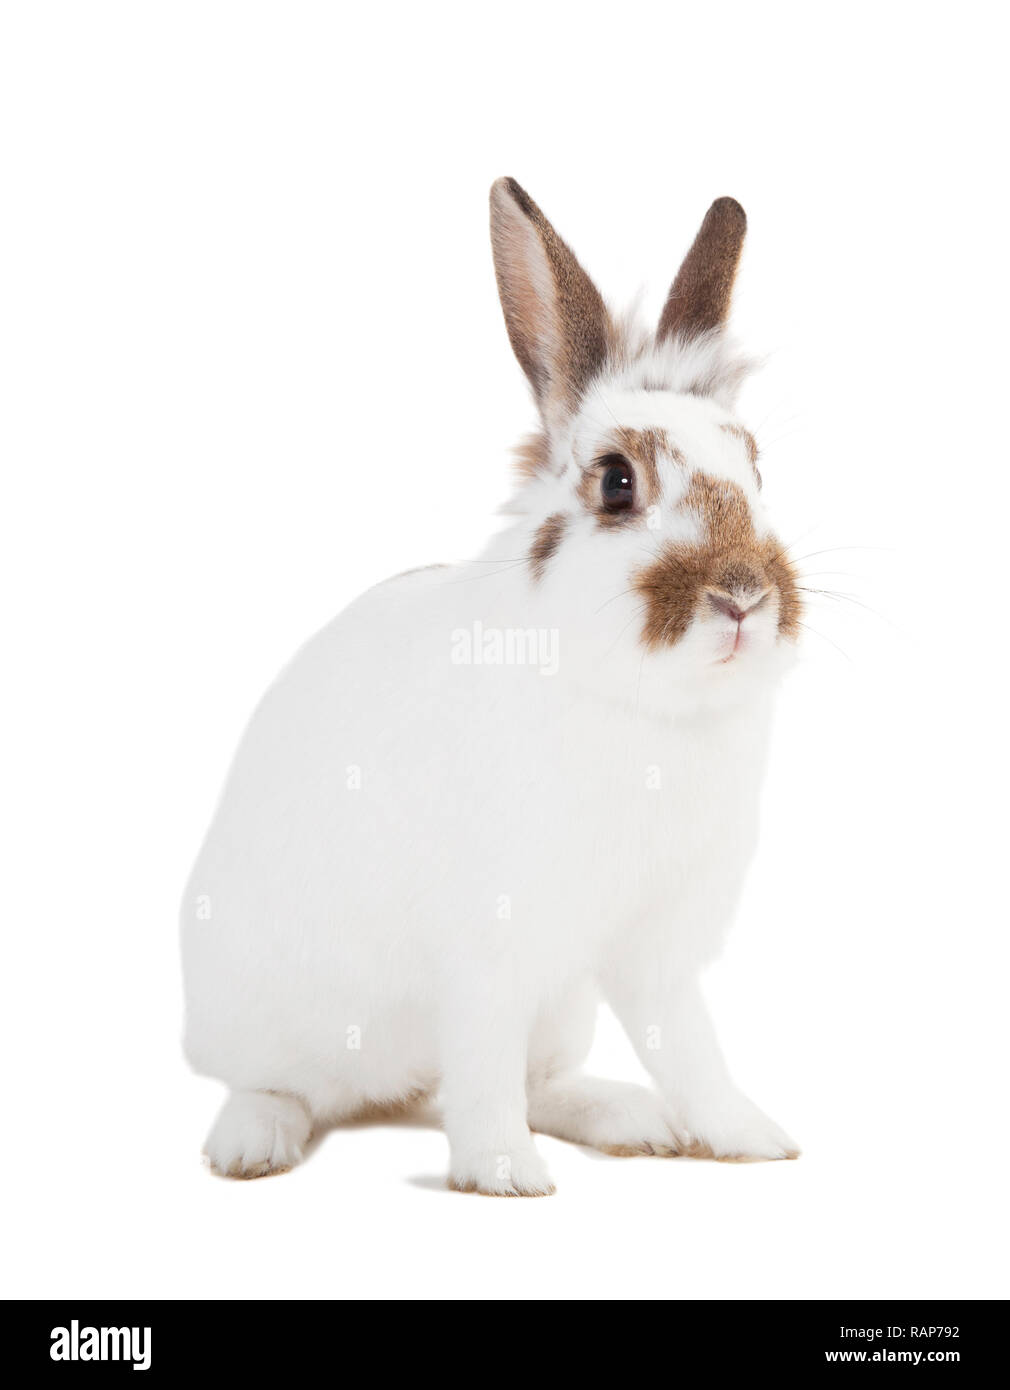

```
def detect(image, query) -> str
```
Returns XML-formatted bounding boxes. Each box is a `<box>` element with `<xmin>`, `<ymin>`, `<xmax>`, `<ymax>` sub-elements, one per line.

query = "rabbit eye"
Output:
<box><xmin>600</xmin><ymin>455</ymin><xmax>635</xmax><ymax>512</ymax></box>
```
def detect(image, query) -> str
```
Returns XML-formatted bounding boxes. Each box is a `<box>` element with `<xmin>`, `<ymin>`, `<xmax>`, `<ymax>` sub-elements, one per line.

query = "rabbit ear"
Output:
<box><xmin>490</xmin><ymin>177</ymin><xmax>612</xmax><ymax>425</ymax></box>
<box><xmin>657</xmin><ymin>197</ymin><xmax>747</xmax><ymax>345</ymax></box>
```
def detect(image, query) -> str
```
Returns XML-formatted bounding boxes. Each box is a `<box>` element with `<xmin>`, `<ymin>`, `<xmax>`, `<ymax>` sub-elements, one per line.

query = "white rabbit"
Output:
<box><xmin>182</xmin><ymin>178</ymin><xmax>802</xmax><ymax>1194</ymax></box>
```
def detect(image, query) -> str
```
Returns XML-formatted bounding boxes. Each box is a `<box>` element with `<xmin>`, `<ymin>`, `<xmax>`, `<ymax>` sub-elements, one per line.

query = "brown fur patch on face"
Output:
<box><xmin>575</xmin><ymin>427</ymin><xmax>683</xmax><ymax>527</ymax></box>
<box><xmin>720</xmin><ymin>422</ymin><xmax>759</xmax><ymax>465</ymax></box>
<box><xmin>657</xmin><ymin>197</ymin><xmax>747</xmax><ymax>344</ymax></box>
<box><xmin>720</xmin><ymin>422</ymin><xmax>762</xmax><ymax>488</ymax></box>
<box><xmin>633</xmin><ymin>473</ymin><xmax>801</xmax><ymax>648</ymax></box>
<box><xmin>529</xmin><ymin>512</ymin><xmax>567</xmax><ymax>582</ymax></box>
<box><xmin>764</xmin><ymin>537</ymin><xmax>802</xmax><ymax>638</ymax></box>
<box><xmin>513</xmin><ymin>431</ymin><xmax>551</xmax><ymax>480</ymax></box>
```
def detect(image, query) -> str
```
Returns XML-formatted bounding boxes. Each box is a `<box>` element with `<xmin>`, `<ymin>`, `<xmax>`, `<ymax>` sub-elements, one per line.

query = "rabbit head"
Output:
<box><xmin>490</xmin><ymin>178</ymin><xmax>801</xmax><ymax>693</ymax></box>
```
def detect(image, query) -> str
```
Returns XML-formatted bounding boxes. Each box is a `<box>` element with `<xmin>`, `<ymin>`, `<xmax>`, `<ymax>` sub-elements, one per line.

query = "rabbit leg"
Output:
<box><xmin>604</xmin><ymin>945</ymin><xmax>799</xmax><ymax>1162</ymax></box>
<box><xmin>528</xmin><ymin>1073</ymin><xmax>680</xmax><ymax>1156</ymax></box>
<box><xmin>204</xmin><ymin>1089</ymin><xmax>311</xmax><ymax>1179</ymax></box>
<box><xmin>527</xmin><ymin>976</ymin><xmax>598</xmax><ymax>1082</ymax></box>
<box><xmin>440</xmin><ymin>981</ymin><xmax>554</xmax><ymax>1197</ymax></box>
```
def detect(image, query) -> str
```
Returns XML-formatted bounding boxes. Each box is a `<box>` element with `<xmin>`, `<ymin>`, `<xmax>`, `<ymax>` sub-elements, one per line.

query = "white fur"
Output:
<box><xmin>205</xmin><ymin>1091</ymin><xmax>311</xmax><ymax>1178</ymax></box>
<box><xmin>183</xmin><ymin>190</ymin><xmax>800</xmax><ymax>1194</ymax></box>
<box><xmin>182</xmin><ymin>380</ymin><xmax>799</xmax><ymax>1192</ymax></box>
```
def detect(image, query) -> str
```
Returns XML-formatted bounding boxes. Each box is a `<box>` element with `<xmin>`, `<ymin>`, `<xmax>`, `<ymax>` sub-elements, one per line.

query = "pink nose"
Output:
<box><xmin>707</xmin><ymin>591</ymin><xmax>762</xmax><ymax>623</ymax></box>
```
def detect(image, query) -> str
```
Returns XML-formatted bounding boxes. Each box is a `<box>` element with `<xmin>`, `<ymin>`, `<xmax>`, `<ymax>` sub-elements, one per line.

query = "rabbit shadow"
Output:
<box><xmin>301</xmin><ymin>1093</ymin><xmax>443</xmax><ymax>1165</ymax></box>
<box><xmin>302</xmin><ymin>1095</ymin><xmax>464</xmax><ymax>1193</ymax></box>
<box><xmin>302</xmin><ymin>1096</ymin><xmax>656</xmax><ymax>1191</ymax></box>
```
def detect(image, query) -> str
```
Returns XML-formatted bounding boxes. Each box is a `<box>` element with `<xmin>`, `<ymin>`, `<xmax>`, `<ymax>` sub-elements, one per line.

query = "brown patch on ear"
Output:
<box><xmin>529</xmin><ymin>512</ymin><xmax>567</xmax><ymax>581</ymax></box>
<box><xmin>633</xmin><ymin>472</ymin><xmax>802</xmax><ymax>648</ymax></box>
<box><xmin>490</xmin><ymin>177</ymin><xmax>614</xmax><ymax>421</ymax></box>
<box><xmin>657</xmin><ymin>197</ymin><xmax>747</xmax><ymax>344</ymax></box>
<box><xmin>512</xmin><ymin>432</ymin><xmax>551</xmax><ymax>480</ymax></box>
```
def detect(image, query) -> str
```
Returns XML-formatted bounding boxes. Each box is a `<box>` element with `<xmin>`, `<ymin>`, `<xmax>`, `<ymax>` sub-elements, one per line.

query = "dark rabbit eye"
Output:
<box><xmin>600</xmin><ymin>455</ymin><xmax>635</xmax><ymax>512</ymax></box>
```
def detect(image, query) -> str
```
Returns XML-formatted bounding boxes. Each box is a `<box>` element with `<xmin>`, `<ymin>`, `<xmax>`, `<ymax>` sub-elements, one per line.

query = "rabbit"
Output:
<box><xmin>182</xmin><ymin>177</ymin><xmax>803</xmax><ymax>1195</ymax></box>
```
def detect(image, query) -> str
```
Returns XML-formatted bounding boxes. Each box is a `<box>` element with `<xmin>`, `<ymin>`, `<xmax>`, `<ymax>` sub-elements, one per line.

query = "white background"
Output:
<box><xmin>2</xmin><ymin>1</ymin><xmax>1007</xmax><ymax>1301</ymax></box>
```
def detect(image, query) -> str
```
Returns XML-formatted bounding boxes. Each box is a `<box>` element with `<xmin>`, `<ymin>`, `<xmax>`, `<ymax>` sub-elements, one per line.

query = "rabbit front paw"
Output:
<box><xmin>676</xmin><ymin>1093</ymin><xmax>799</xmax><ymax>1162</ymax></box>
<box><xmin>449</xmin><ymin>1139</ymin><xmax>555</xmax><ymax>1196</ymax></box>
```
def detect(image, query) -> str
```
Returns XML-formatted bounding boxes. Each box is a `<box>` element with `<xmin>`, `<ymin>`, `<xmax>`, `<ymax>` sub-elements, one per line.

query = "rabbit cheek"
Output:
<box><xmin>633</xmin><ymin>545</ymin><xmax>708</xmax><ymax>650</ymax></box>
<box><xmin>762</xmin><ymin>537</ymin><xmax>803</xmax><ymax>638</ymax></box>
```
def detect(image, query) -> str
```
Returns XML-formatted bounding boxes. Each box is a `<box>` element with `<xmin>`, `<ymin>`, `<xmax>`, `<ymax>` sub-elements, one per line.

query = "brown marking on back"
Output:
<box><xmin>575</xmin><ymin>427</ymin><xmax>684</xmax><ymax>527</ymax></box>
<box><xmin>633</xmin><ymin>472</ymin><xmax>801</xmax><ymax>648</ymax></box>
<box><xmin>490</xmin><ymin>177</ymin><xmax>616</xmax><ymax>418</ymax></box>
<box><xmin>529</xmin><ymin>512</ymin><xmax>568</xmax><ymax>581</ymax></box>
<box><xmin>657</xmin><ymin>197</ymin><xmax>747</xmax><ymax>344</ymax></box>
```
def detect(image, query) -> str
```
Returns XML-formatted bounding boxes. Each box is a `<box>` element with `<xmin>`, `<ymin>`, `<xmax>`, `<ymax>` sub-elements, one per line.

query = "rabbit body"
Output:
<box><xmin>183</xmin><ymin>181</ymin><xmax>801</xmax><ymax>1193</ymax></box>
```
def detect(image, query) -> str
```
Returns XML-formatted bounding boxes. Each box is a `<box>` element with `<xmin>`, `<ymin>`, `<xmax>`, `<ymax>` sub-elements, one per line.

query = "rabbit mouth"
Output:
<box><xmin>711</xmin><ymin>621</ymin><xmax>748</xmax><ymax>665</ymax></box>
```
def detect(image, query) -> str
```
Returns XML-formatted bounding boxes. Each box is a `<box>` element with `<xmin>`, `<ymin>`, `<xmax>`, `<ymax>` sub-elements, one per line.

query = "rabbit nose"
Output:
<box><xmin>706</xmin><ymin>589</ymin><xmax>766</xmax><ymax>622</ymax></box>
